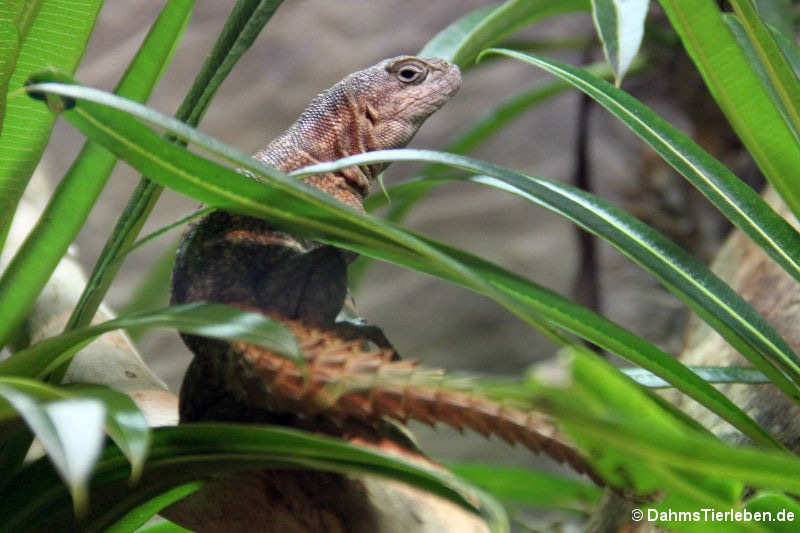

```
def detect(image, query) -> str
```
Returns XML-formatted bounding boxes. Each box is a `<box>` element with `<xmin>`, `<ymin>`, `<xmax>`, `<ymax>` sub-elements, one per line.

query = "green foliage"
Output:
<box><xmin>2</xmin><ymin>0</ymin><xmax>800</xmax><ymax>531</ymax></box>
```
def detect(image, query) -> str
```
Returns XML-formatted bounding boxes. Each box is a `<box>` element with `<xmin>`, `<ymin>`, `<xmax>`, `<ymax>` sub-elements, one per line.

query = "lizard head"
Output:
<box><xmin>262</xmin><ymin>56</ymin><xmax>460</xmax><ymax>206</ymax></box>
<box><xmin>352</xmin><ymin>55</ymin><xmax>462</xmax><ymax>151</ymax></box>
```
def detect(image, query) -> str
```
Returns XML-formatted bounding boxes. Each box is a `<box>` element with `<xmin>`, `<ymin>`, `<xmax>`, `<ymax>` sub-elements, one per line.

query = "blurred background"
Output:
<box><xmin>36</xmin><ymin>1</ymin><xmax>741</xmax><ymax>469</ymax></box>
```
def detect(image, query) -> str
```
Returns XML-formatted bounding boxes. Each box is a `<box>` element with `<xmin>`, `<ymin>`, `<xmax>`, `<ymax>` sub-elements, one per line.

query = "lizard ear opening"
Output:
<box><xmin>364</xmin><ymin>104</ymin><xmax>378</xmax><ymax>126</ymax></box>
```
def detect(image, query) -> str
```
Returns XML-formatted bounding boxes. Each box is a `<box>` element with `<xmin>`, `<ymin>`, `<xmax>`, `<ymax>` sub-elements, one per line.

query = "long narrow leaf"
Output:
<box><xmin>420</xmin><ymin>0</ymin><xmax>589</xmax><ymax>66</ymax></box>
<box><xmin>657</xmin><ymin>0</ymin><xmax>800</xmax><ymax>221</ymax></box>
<box><xmin>621</xmin><ymin>366</ymin><xmax>770</xmax><ymax>387</ymax></box>
<box><xmin>728</xmin><ymin>0</ymin><xmax>800</xmax><ymax>142</ymax></box>
<box><xmin>103</xmin><ymin>482</ymin><xmax>203</xmax><ymax>533</ymax></box>
<box><xmin>480</xmin><ymin>49</ymin><xmax>800</xmax><ymax>290</ymax></box>
<box><xmin>351</xmin><ymin>62</ymin><xmax>618</xmax><ymax>283</ymax></box>
<box><xmin>0</xmin><ymin>0</ymin><xmax>104</xmax><ymax>252</ymax></box>
<box><xmin>0</xmin><ymin>303</ymin><xmax>300</xmax><ymax>379</ymax></box>
<box><xmin>23</xmin><ymin>80</ymin><xmax>780</xmax><ymax>447</ymax></box>
<box><xmin>293</xmin><ymin>150</ymin><xmax>800</xmax><ymax>406</ymax></box>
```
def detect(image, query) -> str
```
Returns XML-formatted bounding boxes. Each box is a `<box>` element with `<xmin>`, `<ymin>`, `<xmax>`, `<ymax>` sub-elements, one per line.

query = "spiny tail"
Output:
<box><xmin>231</xmin><ymin>319</ymin><xmax>603</xmax><ymax>485</ymax></box>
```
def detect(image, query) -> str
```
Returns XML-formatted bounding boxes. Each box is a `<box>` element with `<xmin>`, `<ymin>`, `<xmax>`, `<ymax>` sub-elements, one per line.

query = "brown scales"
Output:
<box><xmin>230</xmin><ymin>318</ymin><xmax>603</xmax><ymax>485</ymax></box>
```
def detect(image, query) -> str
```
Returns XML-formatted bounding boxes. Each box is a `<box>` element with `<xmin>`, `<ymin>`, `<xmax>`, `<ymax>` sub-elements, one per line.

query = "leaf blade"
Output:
<box><xmin>657</xmin><ymin>0</ymin><xmax>800</xmax><ymax>221</ymax></box>
<box><xmin>420</xmin><ymin>0</ymin><xmax>590</xmax><ymax>66</ymax></box>
<box><xmin>591</xmin><ymin>0</ymin><xmax>649</xmax><ymax>83</ymax></box>
<box><xmin>0</xmin><ymin>303</ymin><xmax>300</xmax><ymax>379</ymax></box>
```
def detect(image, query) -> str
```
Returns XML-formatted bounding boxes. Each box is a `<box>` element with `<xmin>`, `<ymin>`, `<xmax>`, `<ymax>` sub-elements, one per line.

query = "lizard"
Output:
<box><xmin>171</xmin><ymin>55</ymin><xmax>598</xmax><ymax>483</ymax></box>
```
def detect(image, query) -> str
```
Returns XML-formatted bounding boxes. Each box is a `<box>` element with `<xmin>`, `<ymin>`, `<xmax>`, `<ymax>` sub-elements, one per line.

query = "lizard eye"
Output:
<box><xmin>391</xmin><ymin>61</ymin><xmax>427</xmax><ymax>84</ymax></box>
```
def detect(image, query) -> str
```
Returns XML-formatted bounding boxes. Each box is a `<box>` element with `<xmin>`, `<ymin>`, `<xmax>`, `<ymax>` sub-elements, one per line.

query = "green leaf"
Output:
<box><xmin>752</xmin><ymin>0</ymin><xmax>794</xmax><ymax>39</ymax></box>
<box><xmin>297</xmin><ymin>149</ymin><xmax>798</xmax><ymax>440</ymax></box>
<box><xmin>2</xmin><ymin>424</ymin><xmax>508</xmax><ymax>533</ymax></box>
<box><xmin>23</xmin><ymin>80</ymin><xmax>780</xmax><ymax>447</ymax></box>
<box><xmin>105</xmin><ymin>483</ymin><xmax>202</xmax><ymax>533</ymax></box>
<box><xmin>622</xmin><ymin>366</ymin><xmax>770</xmax><ymax>387</ymax></box>
<box><xmin>0</xmin><ymin>303</ymin><xmax>300</xmax><ymax>379</ymax></box>
<box><xmin>728</xmin><ymin>0</ymin><xmax>800</xmax><ymax>144</ymax></box>
<box><xmin>446</xmin><ymin>462</ymin><xmax>602</xmax><ymax>512</ymax></box>
<box><xmin>0</xmin><ymin>0</ymin><xmax>104</xmax><ymax>252</ymax></box>
<box><xmin>72</xmin><ymin>386</ymin><xmax>150</xmax><ymax>482</ymax></box>
<box><xmin>0</xmin><ymin>0</ymin><xmax>194</xmax><ymax>351</ymax></box>
<box><xmin>0</xmin><ymin>385</ymin><xmax>105</xmax><ymax>515</ymax></box>
<box><xmin>745</xmin><ymin>492</ymin><xmax>800</xmax><ymax>533</ymax></box>
<box><xmin>657</xmin><ymin>0</ymin><xmax>800</xmax><ymax>221</ymax></box>
<box><xmin>590</xmin><ymin>0</ymin><xmax>649</xmax><ymax>83</ymax></box>
<box><xmin>0</xmin><ymin>377</ymin><xmax>151</xmax><ymax>483</ymax></box>
<box><xmin>480</xmin><ymin>50</ymin><xmax>800</xmax><ymax>291</ymax></box>
<box><xmin>527</xmin><ymin>350</ymin><xmax>763</xmax><ymax>529</ymax></box>
<box><xmin>0</xmin><ymin>0</ymin><xmax>41</xmax><ymax>127</ymax></box>
<box><xmin>127</xmin><ymin>207</ymin><xmax>214</xmax><ymax>255</ymax></box>
<box><xmin>0</xmin><ymin>21</ymin><xmax>19</xmax><ymax>129</ymax></box>
<box><xmin>419</xmin><ymin>0</ymin><xmax>590</xmax><ymax>66</ymax></box>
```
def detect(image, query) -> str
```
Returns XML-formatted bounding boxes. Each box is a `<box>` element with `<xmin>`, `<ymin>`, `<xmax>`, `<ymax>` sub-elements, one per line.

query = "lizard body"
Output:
<box><xmin>172</xmin><ymin>55</ymin><xmax>460</xmax><ymax>422</ymax></box>
<box><xmin>171</xmin><ymin>56</ymin><xmax>597</xmax><ymax>483</ymax></box>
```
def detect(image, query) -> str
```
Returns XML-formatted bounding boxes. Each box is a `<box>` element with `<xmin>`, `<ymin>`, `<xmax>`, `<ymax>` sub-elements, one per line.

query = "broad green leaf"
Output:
<box><xmin>480</xmin><ymin>50</ymin><xmax>800</xmax><ymax>291</ymax></box>
<box><xmin>0</xmin><ymin>0</ymin><xmax>104</xmax><ymax>252</ymax></box>
<box><xmin>0</xmin><ymin>303</ymin><xmax>300</xmax><ymax>379</ymax></box>
<box><xmin>73</xmin><ymin>386</ymin><xmax>150</xmax><ymax>482</ymax></box>
<box><xmin>0</xmin><ymin>385</ymin><xmax>105</xmax><ymax>515</ymax></box>
<box><xmin>0</xmin><ymin>0</ymin><xmax>194</xmax><ymax>351</ymax></box>
<box><xmin>23</xmin><ymin>80</ymin><xmax>779</xmax><ymax>447</ymax></box>
<box><xmin>0</xmin><ymin>377</ymin><xmax>151</xmax><ymax>482</ymax></box>
<box><xmin>0</xmin><ymin>21</ymin><xmax>19</xmax><ymax>129</ymax></box>
<box><xmin>63</xmin><ymin>0</ymin><xmax>287</xmax><ymax>341</ymax></box>
<box><xmin>2</xmin><ymin>424</ymin><xmax>508</xmax><ymax>533</ymax></box>
<box><xmin>419</xmin><ymin>0</ymin><xmax>589</xmax><ymax>66</ymax></box>
<box><xmin>657</xmin><ymin>0</ymin><xmax>800</xmax><ymax>221</ymax></box>
<box><xmin>724</xmin><ymin>15</ymin><xmax>797</xmax><ymax>142</ymax></box>
<box><xmin>590</xmin><ymin>0</ymin><xmax>649</xmax><ymax>83</ymax></box>
<box><xmin>622</xmin><ymin>366</ymin><xmax>770</xmax><ymax>387</ymax></box>
<box><xmin>105</xmin><ymin>482</ymin><xmax>203</xmax><ymax>533</ymax></box>
<box><xmin>728</xmin><ymin>0</ymin><xmax>800</xmax><ymax>144</ymax></box>
<box><xmin>446</xmin><ymin>462</ymin><xmax>602</xmax><ymax>512</ymax></box>
<box><xmin>745</xmin><ymin>492</ymin><xmax>800</xmax><ymax>533</ymax></box>
<box><xmin>767</xmin><ymin>21</ymin><xmax>800</xmax><ymax>81</ymax></box>
<box><xmin>753</xmin><ymin>0</ymin><xmax>794</xmax><ymax>39</ymax></box>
